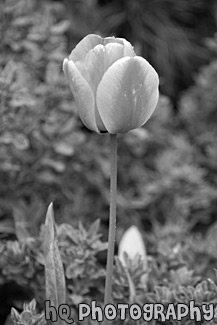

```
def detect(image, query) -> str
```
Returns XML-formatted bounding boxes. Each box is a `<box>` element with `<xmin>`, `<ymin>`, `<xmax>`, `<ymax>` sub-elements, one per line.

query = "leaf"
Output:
<box><xmin>41</xmin><ymin>158</ymin><xmax>66</xmax><ymax>173</ymax></box>
<box><xmin>12</xmin><ymin>204</ymin><xmax>30</xmax><ymax>241</ymax></box>
<box><xmin>0</xmin><ymin>132</ymin><xmax>14</xmax><ymax>144</ymax></box>
<box><xmin>37</xmin><ymin>171</ymin><xmax>57</xmax><ymax>184</ymax></box>
<box><xmin>0</xmin><ymin>132</ymin><xmax>29</xmax><ymax>150</ymax></box>
<box><xmin>13</xmin><ymin>133</ymin><xmax>29</xmax><ymax>150</ymax></box>
<box><xmin>50</xmin><ymin>21</ymin><xmax>70</xmax><ymax>35</ymax></box>
<box><xmin>87</xmin><ymin>219</ymin><xmax>100</xmax><ymax>238</ymax></box>
<box><xmin>53</xmin><ymin>142</ymin><xmax>74</xmax><ymax>156</ymax></box>
<box><xmin>44</xmin><ymin>203</ymin><xmax>66</xmax><ymax>325</ymax></box>
<box><xmin>11</xmin><ymin>308</ymin><xmax>20</xmax><ymax>323</ymax></box>
<box><xmin>12</xmin><ymin>17</ymin><xmax>34</xmax><ymax>27</ymax></box>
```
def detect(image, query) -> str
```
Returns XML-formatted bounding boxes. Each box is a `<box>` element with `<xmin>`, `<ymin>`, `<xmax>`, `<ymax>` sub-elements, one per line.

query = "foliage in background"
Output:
<box><xmin>0</xmin><ymin>0</ymin><xmax>217</xmax><ymax>324</ymax></box>
<box><xmin>1</xmin><ymin>0</ymin><xmax>217</xmax><ymax>239</ymax></box>
<box><xmin>0</xmin><ymin>217</ymin><xmax>107</xmax><ymax>324</ymax></box>
<box><xmin>3</xmin><ymin>211</ymin><xmax>217</xmax><ymax>324</ymax></box>
<box><xmin>64</xmin><ymin>0</ymin><xmax>217</xmax><ymax>108</ymax></box>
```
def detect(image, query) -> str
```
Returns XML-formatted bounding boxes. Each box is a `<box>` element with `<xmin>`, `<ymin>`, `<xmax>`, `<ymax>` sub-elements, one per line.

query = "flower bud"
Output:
<box><xmin>118</xmin><ymin>225</ymin><xmax>147</xmax><ymax>266</ymax></box>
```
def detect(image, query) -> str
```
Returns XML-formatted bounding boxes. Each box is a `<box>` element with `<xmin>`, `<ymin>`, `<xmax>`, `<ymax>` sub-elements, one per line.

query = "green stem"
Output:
<box><xmin>104</xmin><ymin>133</ymin><xmax>117</xmax><ymax>324</ymax></box>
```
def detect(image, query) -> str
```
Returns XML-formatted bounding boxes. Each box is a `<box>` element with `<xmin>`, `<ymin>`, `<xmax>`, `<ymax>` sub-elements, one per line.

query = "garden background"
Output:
<box><xmin>0</xmin><ymin>0</ymin><xmax>217</xmax><ymax>324</ymax></box>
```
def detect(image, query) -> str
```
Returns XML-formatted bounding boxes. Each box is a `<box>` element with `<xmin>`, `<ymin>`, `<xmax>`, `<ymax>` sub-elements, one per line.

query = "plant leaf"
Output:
<box><xmin>44</xmin><ymin>203</ymin><xmax>66</xmax><ymax>325</ymax></box>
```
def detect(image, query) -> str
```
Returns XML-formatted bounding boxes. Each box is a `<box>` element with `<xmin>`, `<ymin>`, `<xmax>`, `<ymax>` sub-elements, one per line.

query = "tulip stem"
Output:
<box><xmin>104</xmin><ymin>133</ymin><xmax>117</xmax><ymax>324</ymax></box>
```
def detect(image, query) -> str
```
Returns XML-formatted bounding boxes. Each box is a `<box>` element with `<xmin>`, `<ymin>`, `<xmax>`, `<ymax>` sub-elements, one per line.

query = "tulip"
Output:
<box><xmin>118</xmin><ymin>225</ymin><xmax>147</xmax><ymax>267</ymax></box>
<box><xmin>63</xmin><ymin>35</ymin><xmax>160</xmax><ymax>325</ymax></box>
<box><xmin>63</xmin><ymin>34</ymin><xmax>159</xmax><ymax>134</ymax></box>
<box><xmin>118</xmin><ymin>226</ymin><xmax>148</xmax><ymax>300</ymax></box>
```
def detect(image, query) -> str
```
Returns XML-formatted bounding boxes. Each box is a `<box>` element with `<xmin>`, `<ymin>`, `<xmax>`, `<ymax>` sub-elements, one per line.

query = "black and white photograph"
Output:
<box><xmin>0</xmin><ymin>0</ymin><xmax>217</xmax><ymax>324</ymax></box>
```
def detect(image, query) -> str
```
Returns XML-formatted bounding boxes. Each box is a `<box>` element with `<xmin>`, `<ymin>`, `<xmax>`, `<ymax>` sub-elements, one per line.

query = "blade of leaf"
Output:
<box><xmin>44</xmin><ymin>203</ymin><xmax>66</xmax><ymax>325</ymax></box>
<box><xmin>88</xmin><ymin>219</ymin><xmax>100</xmax><ymax>237</ymax></box>
<box><xmin>13</xmin><ymin>203</ymin><xmax>30</xmax><ymax>241</ymax></box>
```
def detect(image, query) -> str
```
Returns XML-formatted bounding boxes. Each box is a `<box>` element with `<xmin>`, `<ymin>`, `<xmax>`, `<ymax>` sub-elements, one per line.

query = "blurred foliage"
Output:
<box><xmin>10</xmin><ymin>299</ymin><xmax>45</xmax><ymax>325</ymax></box>
<box><xmin>2</xmin><ymin>218</ymin><xmax>217</xmax><ymax>325</ymax></box>
<box><xmin>64</xmin><ymin>0</ymin><xmax>217</xmax><ymax>108</ymax></box>
<box><xmin>0</xmin><ymin>0</ymin><xmax>217</xmax><ymax>324</ymax></box>
<box><xmin>0</xmin><ymin>219</ymin><xmax>106</xmax><ymax>323</ymax></box>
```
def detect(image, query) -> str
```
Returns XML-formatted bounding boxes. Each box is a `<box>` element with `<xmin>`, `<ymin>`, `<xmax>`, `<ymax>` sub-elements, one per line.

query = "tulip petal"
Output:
<box><xmin>97</xmin><ymin>56</ymin><xmax>159</xmax><ymax>134</ymax></box>
<box><xmin>104</xmin><ymin>37</ymin><xmax>136</xmax><ymax>57</ymax></box>
<box><xmin>75</xmin><ymin>43</ymin><xmax>126</xmax><ymax>131</ymax></box>
<box><xmin>63</xmin><ymin>58</ymin><xmax>99</xmax><ymax>133</ymax></box>
<box><xmin>69</xmin><ymin>34</ymin><xmax>136</xmax><ymax>63</ymax></box>
<box><xmin>69</xmin><ymin>34</ymin><xmax>102</xmax><ymax>62</ymax></box>
<box><xmin>80</xmin><ymin>43</ymin><xmax>125</xmax><ymax>92</ymax></box>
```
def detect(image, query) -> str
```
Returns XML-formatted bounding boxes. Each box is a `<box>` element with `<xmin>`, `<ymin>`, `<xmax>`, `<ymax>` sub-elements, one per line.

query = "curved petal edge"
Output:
<box><xmin>97</xmin><ymin>56</ymin><xmax>159</xmax><ymax>134</ymax></box>
<box><xmin>63</xmin><ymin>59</ymin><xmax>99</xmax><ymax>133</ymax></box>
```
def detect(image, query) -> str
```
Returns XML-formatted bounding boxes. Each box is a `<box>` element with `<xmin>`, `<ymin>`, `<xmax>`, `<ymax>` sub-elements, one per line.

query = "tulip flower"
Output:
<box><xmin>63</xmin><ymin>34</ymin><xmax>159</xmax><ymax>134</ymax></box>
<box><xmin>118</xmin><ymin>225</ymin><xmax>147</xmax><ymax>267</ymax></box>
<box><xmin>118</xmin><ymin>226</ymin><xmax>148</xmax><ymax>301</ymax></box>
<box><xmin>63</xmin><ymin>35</ymin><xmax>160</xmax><ymax>325</ymax></box>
